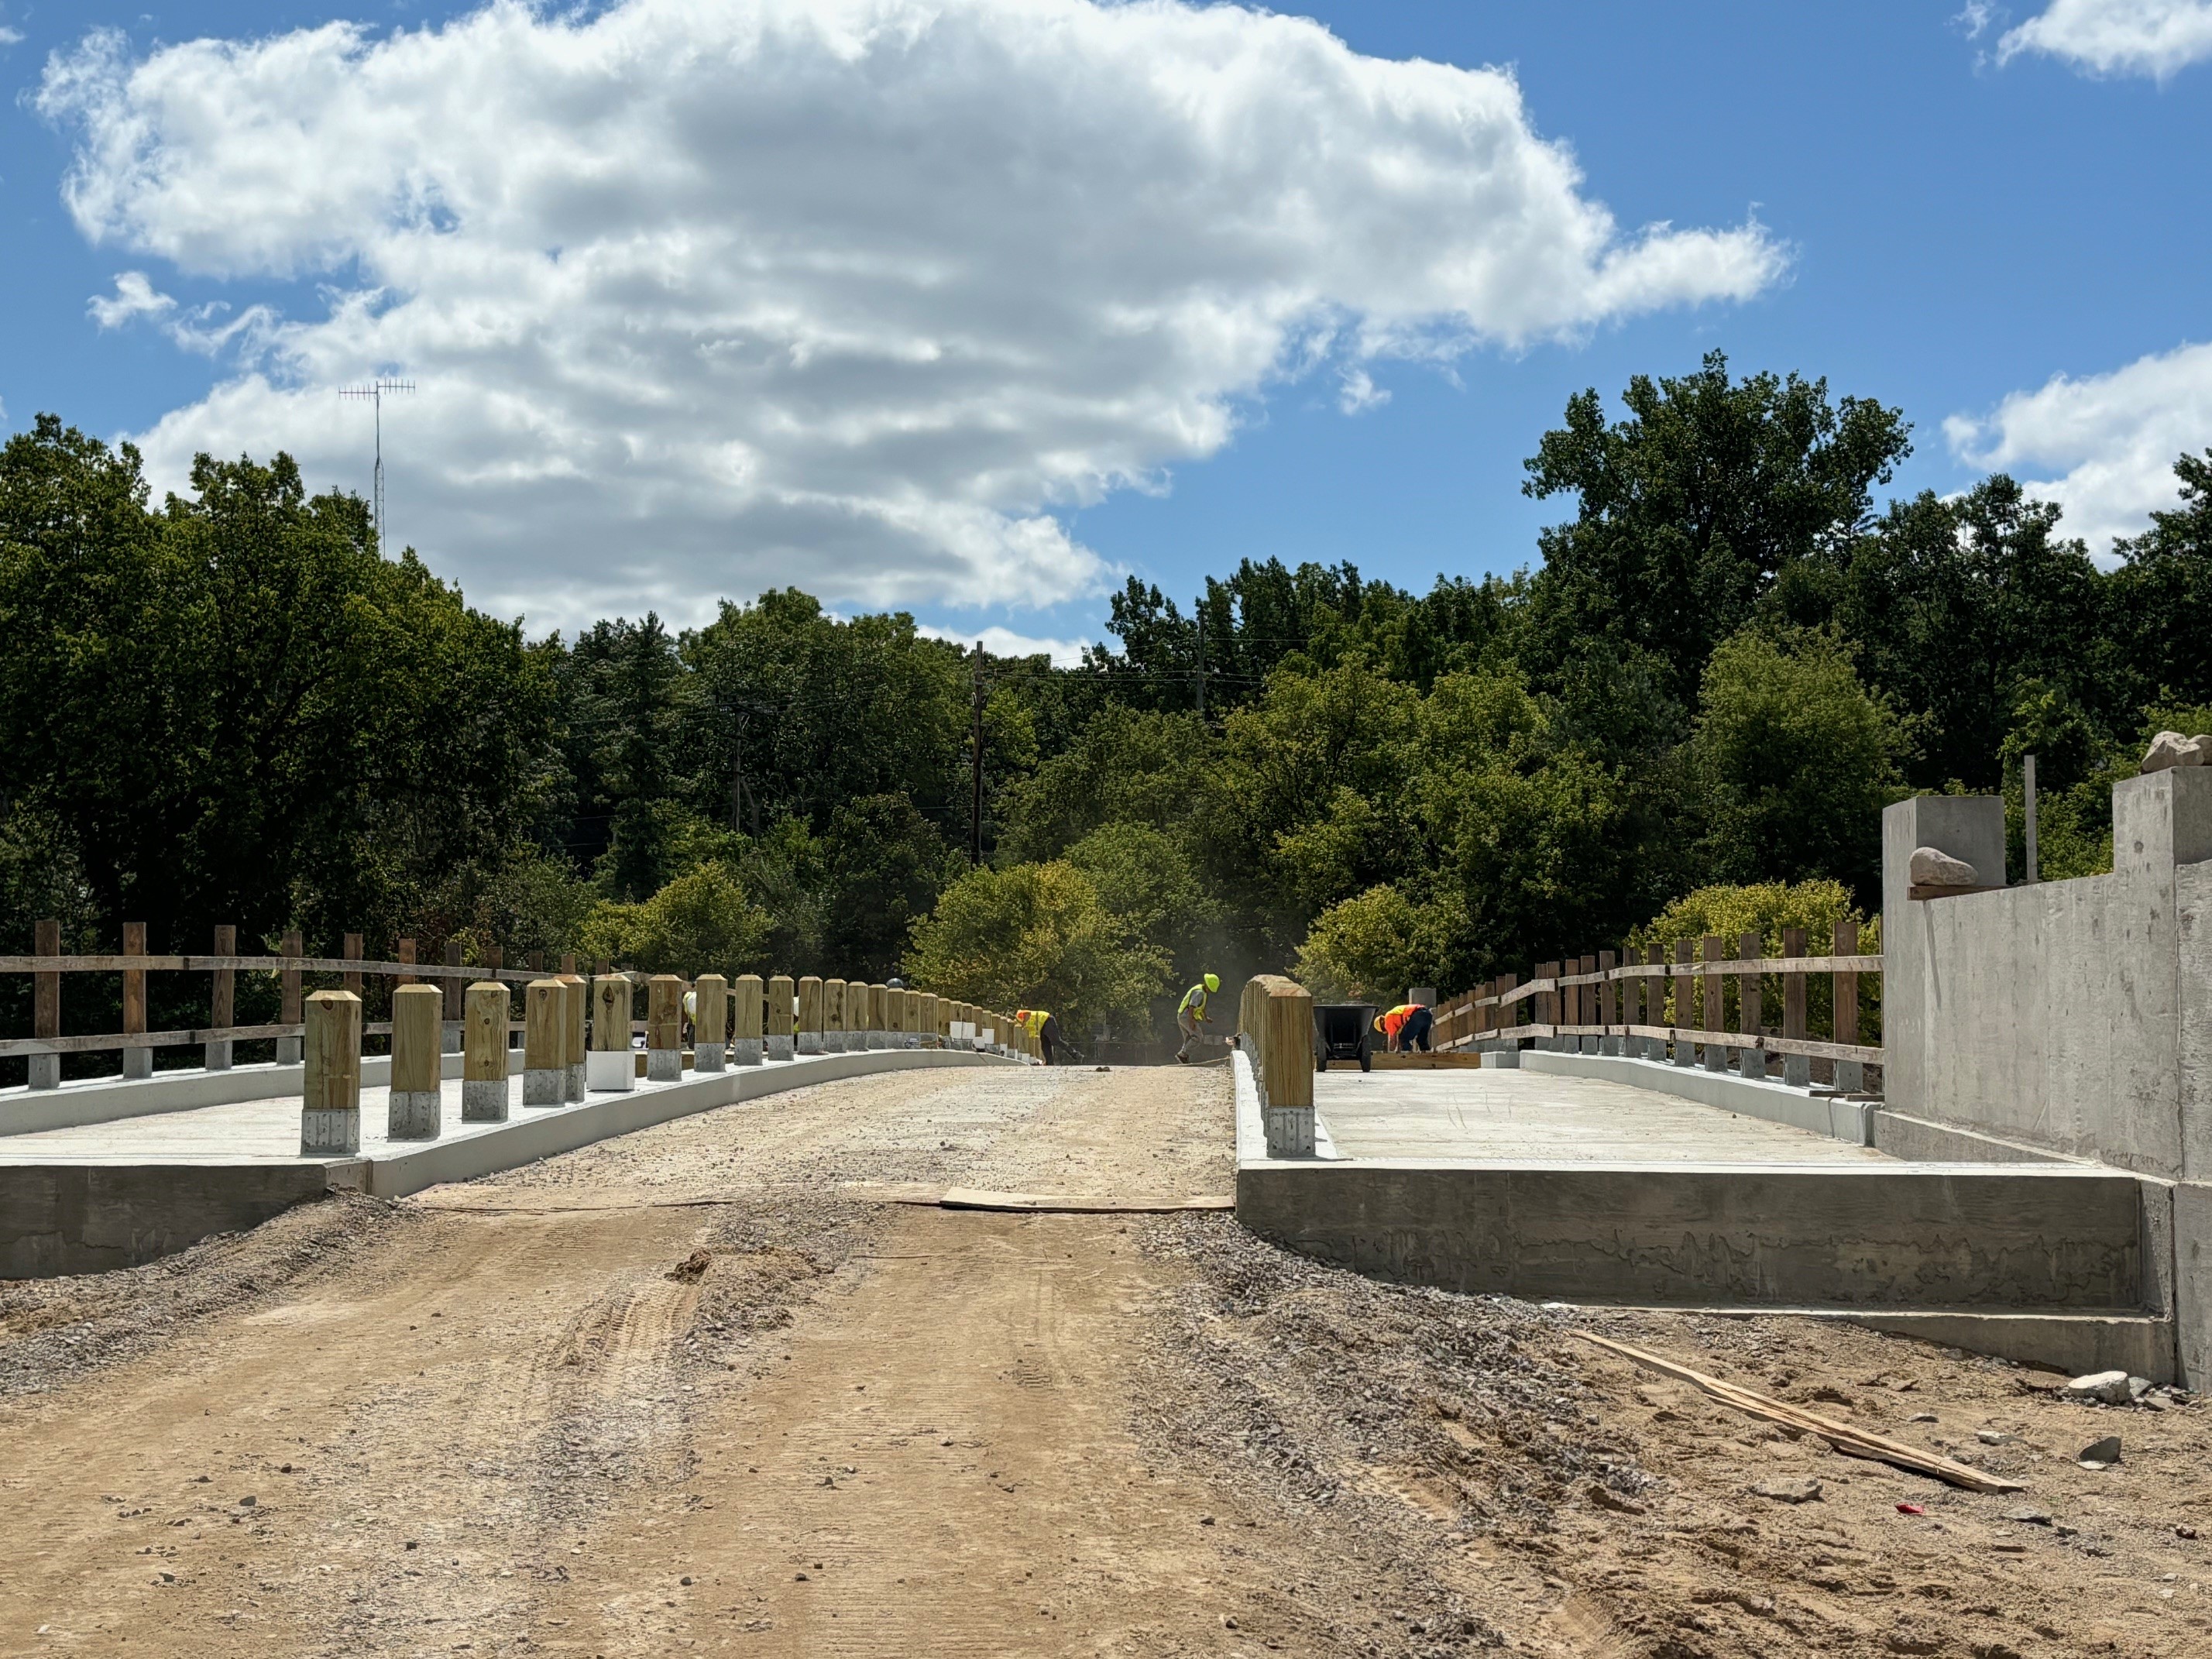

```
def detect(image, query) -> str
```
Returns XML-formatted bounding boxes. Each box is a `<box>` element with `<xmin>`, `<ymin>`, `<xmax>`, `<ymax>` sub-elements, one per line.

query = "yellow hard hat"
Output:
<box><xmin>1204</xmin><ymin>972</ymin><xmax>1220</xmax><ymax>992</ymax></box>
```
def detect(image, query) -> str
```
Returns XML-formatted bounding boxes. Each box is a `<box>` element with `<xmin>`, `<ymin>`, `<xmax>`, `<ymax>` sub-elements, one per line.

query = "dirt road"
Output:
<box><xmin>2</xmin><ymin>1064</ymin><xmax>2210</xmax><ymax>1657</ymax></box>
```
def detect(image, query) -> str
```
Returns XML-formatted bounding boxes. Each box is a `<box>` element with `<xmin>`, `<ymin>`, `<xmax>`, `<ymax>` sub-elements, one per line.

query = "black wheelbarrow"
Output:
<box><xmin>1312</xmin><ymin>1002</ymin><xmax>1376</xmax><ymax>1072</ymax></box>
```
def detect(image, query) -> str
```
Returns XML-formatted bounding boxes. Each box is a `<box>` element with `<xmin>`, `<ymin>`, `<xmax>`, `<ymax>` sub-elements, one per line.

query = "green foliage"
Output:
<box><xmin>574</xmin><ymin>861</ymin><xmax>771</xmax><ymax>974</ymax></box>
<box><xmin>1692</xmin><ymin>629</ymin><xmax>1907</xmax><ymax>898</ymax></box>
<box><xmin>1293</xmin><ymin>884</ymin><xmax>1457</xmax><ymax>1004</ymax></box>
<box><xmin>904</xmin><ymin>860</ymin><xmax>1169</xmax><ymax>1036</ymax></box>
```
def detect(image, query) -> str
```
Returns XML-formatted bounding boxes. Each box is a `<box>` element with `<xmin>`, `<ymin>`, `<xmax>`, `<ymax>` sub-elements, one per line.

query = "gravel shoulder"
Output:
<box><xmin>1</xmin><ymin>1061</ymin><xmax>2207</xmax><ymax>1657</ymax></box>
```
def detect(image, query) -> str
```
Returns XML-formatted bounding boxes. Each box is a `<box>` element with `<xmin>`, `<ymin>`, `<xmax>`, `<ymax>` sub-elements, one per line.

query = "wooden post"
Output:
<box><xmin>1671</xmin><ymin>939</ymin><xmax>1697</xmax><ymax>1068</ymax></box>
<box><xmin>561</xmin><ymin>974</ymin><xmax>589</xmax><ymax>1100</ymax></box>
<box><xmin>1262</xmin><ymin>980</ymin><xmax>1315</xmax><ymax>1156</ymax></box>
<box><xmin>484</xmin><ymin>943</ymin><xmax>506</xmax><ymax>1049</ymax></box>
<box><xmin>732</xmin><ymin>972</ymin><xmax>765</xmax><ymax>1066</ymax></box>
<box><xmin>1597</xmin><ymin>949</ymin><xmax>1619</xmax><ymax>1056</ymax></box>
<box><xmin>883</xmin><ymin>983</ymin><xmax>905</xmax><ymax>1047</ymax></box>
<box><xmin>1533</xmin><ymin>960</ymin><xmax>1559</xmax><ymax>1049</ymax></box>
<box><xmin>907</xmin><ymin>990</ymin><xmax>928</xmax><ymax>1049</ymax></box>
<box><xmin>1833</xmin><ymin>918</ymin><xmax>1863</xmax><ymax>1093</ymax></box>
<box><xmin>1643</xmin><ymin>943</ymin><xmax>1667</xmax><ymax>1060</ymax></box>
<box><xmin>1781</xmin><ymin>926</ymin><xmax>1810</xmax><ymax>1087</ymax></box>
<box><xmin>396</xmin><ymin>936</ymin><xmax>417</xmax><ymax>987</ymax></box>
<box><xmin>207</xmin><ymin>923</ymin><xmax>237</xmax><ymax>1072</ymax></box>
<box><xmin>525</xmin><ymin>978</ymin><xmax>568</xmax><ymax>1104</ymax></box>
<box><xmin>589</xmin><ymin>974</ymin><xmax>635</xmax><ymax>1092</ymax></box>
<box><xmin>1496</xmin><ymin>972</ymin><xmax>1517</xmax><ymax>1052</ymax></box>
<box><xmin>646</xmin><ymin>974</ymin><xmax>686</xmax><ymax>1080</ymax></box>
<box><xmin>1702</xmin><ymin>935</ymin><xmax>1727</xmax><ymax>1073</ymax></box>
<box><xmin>30</xmin><ymin>917</ymin><xmax>60</xmax><ymax>1089</ymax></box>
<box><xmin>121</xmin><ymin>920</ymin><xmax>151</xmax><ymax>1079</ymax></box>
<box><xmin>823</xmin><ymin>978</ymin><xmax>847</xmax><ymax>1052</ymax></box>
<box><xmin>1736</xmin><ymin>929</ymin><xmax>1764</xmax><ymax>1079</ymax></box>
<box><xmin>276</xmin><ymin>927</ymin><xmax>305</xmax><ymax>1065</ymax></box>
<box><xmin>1575</xmin><ymin>953</ymin><xmax>1598</xmax><ymax>1053</ymax></box>
<box><xmin>388</xmin><ymin>983</ymin><xmax>443</xmax><ymax>1139</ymax></box>
<box><xmin>442</xmin><ymin>939</ymin><xmax>465</xmax><ymax>1053</ymax></box>
<box><xmin>767</xmin><ymin>974</ymin><xmax>796</xmax><ymax>1060</ymax></box>
<box><xmin>342</xmin><ymin>932</ymin><xmax>363</xmax><ymax>999</ymax></box>
<box><xmin>463</xmin><ymin>981</ymin><xmax>511</xmax><ymax>1121</ymax></box>
<box><xmin>694</xmin><ymin>974</ymin><xmax>730</xmax><ymax>1073</ymax></box>
<box><xmin>797</xmin><ymin>974</ymin><xmax>825</xmax><ymax>1056</ymax></box>
<box><xmin>301</xmin><ymin>989</ymin><xmax>362</xmax><ymax>1156</ymax></box>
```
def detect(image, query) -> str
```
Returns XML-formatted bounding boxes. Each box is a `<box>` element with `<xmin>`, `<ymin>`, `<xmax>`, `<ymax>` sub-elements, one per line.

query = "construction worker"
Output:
<box><xmin>1016</xmin><ymin>1007</ymin><xmax>1060</xmax><ymax>1066</ymax></box>
<box><xmin>1374</xmin><ymin>1000</ymin><xmax>1434</xmax><ymax>1054</ymax></box>
<box><xmin>1176</xmin><ymin>973</ymin><xmax>1221</xmax><ymax>1063</ymax></box>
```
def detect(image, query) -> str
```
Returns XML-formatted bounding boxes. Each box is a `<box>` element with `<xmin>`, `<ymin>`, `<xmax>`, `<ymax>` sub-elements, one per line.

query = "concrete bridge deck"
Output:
<box><xmin>1314</xmin><ymin>1065</ymin><xmax>1894</xmax><ymax>1164</ymax></box>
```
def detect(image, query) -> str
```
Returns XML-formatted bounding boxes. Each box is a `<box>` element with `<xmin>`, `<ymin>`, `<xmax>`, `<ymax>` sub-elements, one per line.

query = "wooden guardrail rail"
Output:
<box><xmin>1428</xmin><ymin>920</ymin><xmax>1878</xmax><ymax>1090</ymax></box>
<box><xmin>2</xmin><ymin>916</ymin><xmax>1029</xmax><ymax>1086</ymax></box>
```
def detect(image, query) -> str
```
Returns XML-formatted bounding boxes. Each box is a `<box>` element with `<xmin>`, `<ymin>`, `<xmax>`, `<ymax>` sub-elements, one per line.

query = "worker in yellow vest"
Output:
<box><xmin>1015</xmin><ymin>1007</ymin><xmax>1060</xmax><ymax>1066</ymax></box>
<box><xmin>1176</xmin><ymin>973</ymin><xmax>1221</xmax><ymax>1063</ymax></box>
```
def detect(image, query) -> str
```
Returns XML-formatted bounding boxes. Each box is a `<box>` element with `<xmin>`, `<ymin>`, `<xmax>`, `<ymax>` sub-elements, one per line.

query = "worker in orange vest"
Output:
<box><xmin>1374</xmin><ymin>1001</ymin><xmax>1433</xmax><ymax>1053</ymax></box>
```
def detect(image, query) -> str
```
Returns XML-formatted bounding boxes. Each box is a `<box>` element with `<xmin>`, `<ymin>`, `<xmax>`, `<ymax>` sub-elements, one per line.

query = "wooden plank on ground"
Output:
<box><xmin>1573</xmin><ymin>1332</ymin><xmax>2025</xmax><ymax>1493</ymax></box>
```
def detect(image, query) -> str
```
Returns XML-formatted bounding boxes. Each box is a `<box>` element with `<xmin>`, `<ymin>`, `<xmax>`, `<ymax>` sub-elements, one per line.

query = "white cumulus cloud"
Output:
<box><xmin>39</xmin><ymin>0</ymin><xmax>1784</xmax><ymax>630</ymax></box>
<box><xmin>916</xmin><ymin>622</ymin><xmax>1091</xmax><ymax>667</ymax></box>
<box><xmin>1946</xmin><ymin>340</ymin><xmax>2212</xmax><ymax>555</ymax></box>
<box><xmin>1998</xmin><ymin>0</ymin><xmax>2212</xmax><ymax>77</ymax></box>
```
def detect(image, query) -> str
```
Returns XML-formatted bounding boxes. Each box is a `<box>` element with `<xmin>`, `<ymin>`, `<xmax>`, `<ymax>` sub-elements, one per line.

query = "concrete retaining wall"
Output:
<box><xmin>0</xmin><ymin>1163</ymin><xmax>342</xmax><ymax>1279</ymax></box>
<box><xmin>1235</xmin><ymin>1158</ymin><xmax>2144</xmax><ymax>1310</ymax></box>
<box><xmin>1517</xmin><ymin>1049</ymin><xmax>1875</xmax><ymax>1146</ymax></box>
<box><xmin>1883</xmin><ymin>771</ymin><xmax>2212</xmax><ymax>1180</ymax></box>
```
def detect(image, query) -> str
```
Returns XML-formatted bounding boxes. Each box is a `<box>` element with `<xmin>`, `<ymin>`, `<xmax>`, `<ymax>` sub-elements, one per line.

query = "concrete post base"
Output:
<box><xmin>1784</xmin><ymin>1054</ymin><xmax>1812</xmax><ymax>1087</ymax></box>
<box><xmin>566</xmin><ymin>1061</ymin><xmax>587</xmax><ymax>1102</ymax></box>
<box><xmin>798</xmin><ymin>1033</ymin><xmax>823</xmax><ymax>1056</ymax></box>
<box><xmin>27</xmin><ymin>1055</ymin><xmax>60</xmax><ymax>1090</ymax></box>
<box><xmin>122</xmin><ymin>1049</ymin><xmax>153</xmax><ymax>1080</ymax></box>
<box><xmin>586</xmin><ymin>1050</ymin><xmax>635</xmax><ymax>1092</ymax></box>
<box><xmin>647</xmin><ymin>1048</ymin><xmax>683</xmax><ymax>1082</ymax></box>
<box><xmin>524</xmin><ymin>1067</ymin><xmax>565</xmax><ymax>1106</ymax></box>
<box><xmin>1703</xmin><ymin>1044</ymin><xmax>1728</xmax><ymax>1073</ymax></box>
<box><xmin>462</xmin><ymin>1080</ymin><xmax>509</xmax><ymax>1121</ymax></box>
<box><xmin>388</xmin><ymin>1090</ymin><xmax>441</xmax><ymax>1139</ymax></box>
<box><xmin>867</xmin><ymin>1032</ymin><xmax>887</xmax><ymax>1049</ymax></box>
<box><xmin>1836</xmin><ymin>1059</ymin><xmax>1864</xmax><ymax>1091</ymax></box>
<box><xmin>1480</xmin><ymin>1049</ymin><xmax>1520</xmax><ymax>1069</ymax></box>
<box><xmin>695</xmin><ymin>1042</ymin><xmax>726</xmax><ymax>1073</ymax></box>
<box><xmin>768</xmin><ymin>1036</ymin><xmax>795</xmax><ymax>1062</ymax></box>
<box><xmin>301</xmin><ymin>1108</ymin><xmax>360</xmax><ymax>1156</ymax></box>
<box><xmin>204</xmin><ymin>1040</ymin><xmax>234</xmax><ymax>1072</ymax></box>
<box><xmin>1670</xmin><ymin>1039</ymin><xmax>1695</xmax><ymax>1067</ymax></box>
<box><xmin>441</xmin><ymin>1025</ymin><xmax>462</xmax><ymax>1053</ymax></box>
<box><xmin>276</xmin><ymin>1037</ymin><xmax>303</xmax><ymax>1065</ymax></box>
<box><xmin>733</xmin><ymin>1039</ymin><xmax>763</xmax><ymax>1066</ymax></box>
<box><xmin>1263</xmin><ymin>1104</ymin><xmax>1315</xmax><ymax>1157</ymax></box>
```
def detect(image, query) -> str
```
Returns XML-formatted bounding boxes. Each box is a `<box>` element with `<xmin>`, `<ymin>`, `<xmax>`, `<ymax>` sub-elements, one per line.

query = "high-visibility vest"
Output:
<box><xmin>1178</xmin><ymin>983</ymin><xmax>1211</xmax><ymax>1018</ymax></box>
<box><xmin>1376</xmin><ymin>1004</ymin><xmax>1423</xmax><ymax>1038</ymax></box>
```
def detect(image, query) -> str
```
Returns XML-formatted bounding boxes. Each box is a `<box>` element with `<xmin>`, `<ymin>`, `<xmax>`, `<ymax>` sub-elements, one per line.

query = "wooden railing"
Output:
<box><xmin>1428</xmin><ymin>921</ymin><xmax>1880</xmax><ymax>1087</ymax></box>
<box><xmin>2</xmin><ymin>917</ymin><xmax>1028</xmax><ymax>1081</ymax></box>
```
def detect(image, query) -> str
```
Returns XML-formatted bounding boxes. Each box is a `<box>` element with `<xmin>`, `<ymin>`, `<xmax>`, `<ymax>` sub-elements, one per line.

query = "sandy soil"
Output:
<box><xmin>0</xmin><ymin>1063</ymin><xmax>2207</xmax><ymax>1657</ymax></box>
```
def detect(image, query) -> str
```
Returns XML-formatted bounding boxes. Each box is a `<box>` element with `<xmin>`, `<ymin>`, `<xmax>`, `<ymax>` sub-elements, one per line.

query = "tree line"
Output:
<box><xmin>5</xmin><ymin>351</ymin><xmax>2209</xmax><ymax>1065</ymax></box>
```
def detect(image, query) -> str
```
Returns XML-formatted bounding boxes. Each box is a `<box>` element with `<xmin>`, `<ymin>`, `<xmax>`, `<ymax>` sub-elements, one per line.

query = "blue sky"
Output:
<box><xmin>2</xmin><ymin>1</ymin><xmax>2208</xmax><ymax>656</ymax></box>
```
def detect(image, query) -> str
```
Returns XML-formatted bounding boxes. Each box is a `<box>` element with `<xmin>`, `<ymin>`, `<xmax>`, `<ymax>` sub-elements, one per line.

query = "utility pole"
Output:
<box><xmin>970</xmin><ymin>642</ymin><xmax>986</xmax><ymax>867</ymax></box>
<box><xmin>1195</xmin><ymin>607</ymin><xmax>1207</xmax><ymax>722</ymax></box>
<box><xmin>338</xmin><ymin>378</ymin><xmax>415</xmax><ymax>554</ymax></box>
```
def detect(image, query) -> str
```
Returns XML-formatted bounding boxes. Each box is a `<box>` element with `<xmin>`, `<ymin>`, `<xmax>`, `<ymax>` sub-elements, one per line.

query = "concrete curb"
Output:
<box><xmin>352</xmin><ymin>1048</ymin><xmax>1012</xmax><ymax>1199</ymax></box>
<box><xmin>1516</xmin><ymin>1049</ymin><xmax>1877</xmax><ymax>1146</ymax></box>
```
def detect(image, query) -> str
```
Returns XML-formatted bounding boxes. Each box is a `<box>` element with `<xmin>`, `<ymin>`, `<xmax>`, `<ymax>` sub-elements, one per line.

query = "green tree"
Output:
<box><xmin>1691</xmin><ymin>629</ymin><xmax>1906</xmax><ymax>899</ymax></box>
<box><xmin>573</xmin><ymin>861</ymin><xmax>772</xmax><ymax>974</ymax></box>
<box><xmin>905</xmin><ymin>860</ymin><xmax>1168</xmax><ymax>1036</ymax></box>
<box><xmin>1520</xmin><ymin>351</ymin><xmax>1910</xmax><ymax>702</ymax></box>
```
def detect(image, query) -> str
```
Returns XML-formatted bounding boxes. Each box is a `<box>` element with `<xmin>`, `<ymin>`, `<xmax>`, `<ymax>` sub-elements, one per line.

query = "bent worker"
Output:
<box><xmin>1176</xmin><ymin>972</ymin><xmax>1221</xmax><ymax>1063</ymax></box>
<box><xmin>1374</xmin><ymin>1001</ymin><xmax>1434</xmax><ymax>1054</ymax></box>
<box><xmin>1019</xmin><ymin>1007</ymin><xmax>1060</xmax><ymax>1066</ymax></box>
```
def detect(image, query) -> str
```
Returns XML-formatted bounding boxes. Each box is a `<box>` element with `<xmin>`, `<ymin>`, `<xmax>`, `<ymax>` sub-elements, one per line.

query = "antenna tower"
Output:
<box><xmin>338</xmin><ymin>379</ymin><xmax>415</xmax><ymax>552</ymax></box>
